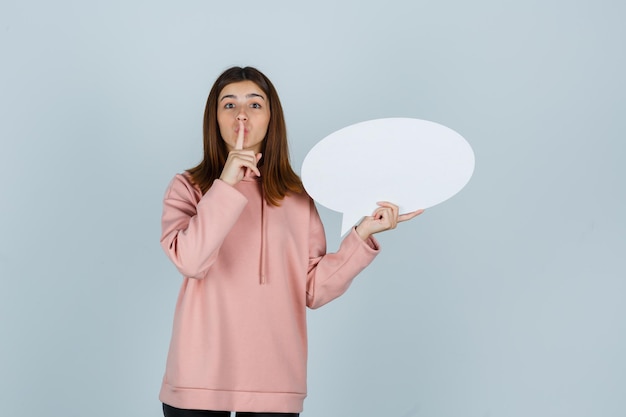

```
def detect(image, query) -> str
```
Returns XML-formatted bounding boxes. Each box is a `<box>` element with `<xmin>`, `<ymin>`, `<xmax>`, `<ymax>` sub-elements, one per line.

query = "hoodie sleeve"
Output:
<box><xmin>306</xmin><ymin>200</ymin><xmax>380</xmax><ymax>309</ymax></box>
<box><xmin>160</xmin><ymin>174</ymin><xmax>248</xmax><ymax>279</ymax></box>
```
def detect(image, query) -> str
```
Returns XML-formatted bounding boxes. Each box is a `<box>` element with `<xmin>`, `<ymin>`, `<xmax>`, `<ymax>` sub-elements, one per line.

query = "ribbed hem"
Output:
<box><xmin>159</xmin><ymin>381</ymin><xmax>305</xmax><ymax>413</ymax></box>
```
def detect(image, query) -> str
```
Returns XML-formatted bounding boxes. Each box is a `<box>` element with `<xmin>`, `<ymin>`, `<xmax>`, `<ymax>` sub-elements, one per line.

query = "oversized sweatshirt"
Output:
<box><xmin>159</xmin><ymin>171</ymin><xmax>380</xmax><ymax>413</ymax></box>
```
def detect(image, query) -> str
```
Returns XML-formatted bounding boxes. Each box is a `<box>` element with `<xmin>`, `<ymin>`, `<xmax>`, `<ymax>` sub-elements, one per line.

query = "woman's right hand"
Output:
<box><xmin>219</xmin><ymin>121</ymin><xmax>262</xmax><ymax>186</ymax></box>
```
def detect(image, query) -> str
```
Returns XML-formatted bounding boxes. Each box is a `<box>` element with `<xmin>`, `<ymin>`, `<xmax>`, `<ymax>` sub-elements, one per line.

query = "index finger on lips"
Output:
<box><xmin>235</xmin><ymin>120</ymin><xmax>244</xmax><ymax>150</ymax></box>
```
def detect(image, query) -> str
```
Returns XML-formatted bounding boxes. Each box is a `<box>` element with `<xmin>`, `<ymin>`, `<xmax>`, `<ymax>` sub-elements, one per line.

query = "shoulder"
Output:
<box><xmin>164</xmin><ymin>172</ymin><xmax>203</xmax><ymax>202</ymax></box>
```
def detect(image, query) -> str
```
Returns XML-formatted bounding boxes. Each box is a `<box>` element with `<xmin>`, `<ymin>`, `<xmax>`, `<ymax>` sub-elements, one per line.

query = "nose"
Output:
<box><xmin>236</xmin><ymin>109</ymin><xmax>248</xmax><ymax>121</ymax></box>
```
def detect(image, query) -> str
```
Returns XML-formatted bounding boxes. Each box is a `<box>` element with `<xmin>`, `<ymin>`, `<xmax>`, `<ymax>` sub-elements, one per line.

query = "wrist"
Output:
<box><xmin>219</xmin><ymin>173</ymin><xmax>237</xmax><ymax>187</ymax></box>
<box><xmin>354</xmin><ymin>225</ymin><xmax>371</xmax><ymax>241</ymax></box>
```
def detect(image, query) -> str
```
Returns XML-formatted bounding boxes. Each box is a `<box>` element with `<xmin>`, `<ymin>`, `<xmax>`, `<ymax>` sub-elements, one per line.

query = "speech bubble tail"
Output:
<box><xmin>341</xmin><ymin>212</ymin><xmax>364</xmax><ymax>237</ymax></box>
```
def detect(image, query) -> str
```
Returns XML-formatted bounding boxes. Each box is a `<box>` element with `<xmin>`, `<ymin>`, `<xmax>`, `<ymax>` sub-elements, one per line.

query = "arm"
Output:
<box><xmin>161</xmin><ymin>128</ymin><xmax>262</xmax><ymax>279</ymax></box>
<box><xmin>160</xmin><ymin>175</ymin><xmax>248</xmax><ymax>279</ymax></box>
<box><xmin>306</xmin><ymin>201</ymin><xmax>380</xmax><ymax>309</ymax></box>
<box><xmin>305</xmin><ymin>201</ymin><xmax>424</xmax><ymax>308</ymax></box>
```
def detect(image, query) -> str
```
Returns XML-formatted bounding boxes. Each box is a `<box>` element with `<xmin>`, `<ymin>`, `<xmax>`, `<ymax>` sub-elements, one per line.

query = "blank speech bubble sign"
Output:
<box><xmin>301</xmin><ymin>118</ymin><xmax>475</xmax><ymax>236</ymax></box>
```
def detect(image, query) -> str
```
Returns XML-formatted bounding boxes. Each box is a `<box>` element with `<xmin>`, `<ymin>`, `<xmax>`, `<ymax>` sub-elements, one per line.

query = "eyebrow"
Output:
<box><xmin>219</xmin><ymin>93</ymin><xmax>266</xmax><ymax>102</ymax></box>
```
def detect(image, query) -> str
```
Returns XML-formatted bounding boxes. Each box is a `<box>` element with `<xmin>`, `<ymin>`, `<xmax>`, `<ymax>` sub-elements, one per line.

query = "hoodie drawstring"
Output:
<box><xmin>260</xmin><ymin>187</ymin><xmax>268</xmax><ymax>285</ymax></box>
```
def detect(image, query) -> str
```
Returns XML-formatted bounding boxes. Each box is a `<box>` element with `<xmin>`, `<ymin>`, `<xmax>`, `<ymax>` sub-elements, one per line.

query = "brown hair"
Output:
<box><xmin>187</xmin><ymin>66</ymin><xmax>304</xmax><ymax>205</ymax></box>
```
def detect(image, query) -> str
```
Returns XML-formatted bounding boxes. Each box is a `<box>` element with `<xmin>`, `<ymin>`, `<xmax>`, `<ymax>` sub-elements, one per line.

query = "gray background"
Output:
<box><xmin>1</xmin><ymin>1</ymin><xmax>625</xmax><ymax>416</ymax></box>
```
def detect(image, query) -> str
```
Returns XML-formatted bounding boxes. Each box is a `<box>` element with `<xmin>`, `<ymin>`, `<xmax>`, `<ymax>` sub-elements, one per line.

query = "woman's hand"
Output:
<box><xmin>219</xmin><ymin>121</ymin><xmax>262</xmax><ymax>186</ymax></box>
<box><xmin>355</xmin><ymin>202</ymin><xmax>424</xmax><ymax>241</ymax></box>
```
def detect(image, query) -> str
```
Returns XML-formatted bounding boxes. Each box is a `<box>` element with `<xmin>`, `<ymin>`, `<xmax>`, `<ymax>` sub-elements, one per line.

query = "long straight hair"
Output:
<box><xmin>187</xmin><ymin>66</ymin><xmax>304</xmax><ymax>205</ymax></box>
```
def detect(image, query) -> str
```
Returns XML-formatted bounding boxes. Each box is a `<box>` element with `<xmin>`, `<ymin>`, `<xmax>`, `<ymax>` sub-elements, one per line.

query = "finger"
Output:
<box><xmin>243</xmin><ymin>161</ymin><xmax>261</xmax><ymax>177</ymax></box>
<box><xmin>231</xmin><ymin>153</ymin><xmax>261</xmax><ymax>177</ymax></box>
<box><xmin>373</xmin><ymin>202</ymin><xmax>393</xmax><ymax>214</ymax></box>
<box><xmin>377</xmin><ymin>201</ymin><xmax>399</xmax><ymax>219</ymax></box>
<box><xmin>233</xmin><ymin>154</ymin><xmax>260</xmax><ymax>174</ymax></box>
<box><xmin>386</xmin><ymin>207</ymin><xmax>398</xmax><ymax>229</ymax></box>
<box><xmin>228</xmin><ymin>149</ymin><xmax>256</xmax><ymax>160</ymax></box>
<box><xmin>398</xmin><ymin>209</ymin><xmax>425</xmax><ymax>222</ymax></box>
<box><xmin>235</xmin><ymin>120</ymin><xmax>245</xmax><ymax>150</ymax></box>
<box><xmin>245</xmin><ymin>153</ymin><xmax>263</xmax><ymax>178</ymax></box>
<box><xmin>373</xmin><ymin>207</ymin><xmax>396</xmax><ymax>229</ymax></box>
<box><xmin>371</xmin><ymin>206</ymin><xmax>386</xmax><ymax>219</ymax></box>
<box><xmin>376</xmin><ymin>202</ymin><xmax>399</xmax><ymax>228</ymax></box>
<box><xmin>372</xmin><ymin>207</ymin><xmax>387</xmax><ymax>220</ymax></box>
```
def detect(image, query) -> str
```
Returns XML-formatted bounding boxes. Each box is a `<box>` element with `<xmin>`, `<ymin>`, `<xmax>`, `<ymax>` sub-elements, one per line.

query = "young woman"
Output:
<box><xmin>159</xmin><ymin>66</ymin><xmax>422</xmax><ymax>417</ymax></box>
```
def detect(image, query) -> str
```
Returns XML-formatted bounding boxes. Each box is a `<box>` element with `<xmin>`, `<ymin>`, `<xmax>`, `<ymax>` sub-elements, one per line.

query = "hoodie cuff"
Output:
<box><xmin>350</xmin><ymin>227</ymin><xmax>380</xmax><ymax>252</ymax></box>
<box><xmin>204</xmin><ymin>179</ymin><xmax>248</xmax><ymax>203</ymax></box>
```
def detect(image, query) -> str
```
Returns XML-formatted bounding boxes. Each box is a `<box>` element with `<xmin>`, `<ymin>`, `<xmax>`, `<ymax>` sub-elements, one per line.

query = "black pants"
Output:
<box><xmin>163</xmin><ymin>403</ymin><xmax>299</xmax><ymax>417</ymax></box>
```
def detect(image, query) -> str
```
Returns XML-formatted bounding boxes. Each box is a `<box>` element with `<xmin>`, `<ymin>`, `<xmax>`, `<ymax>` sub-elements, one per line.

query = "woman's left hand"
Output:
<box><xmin>355</xmin><ymin>202</ymin><xmax>424</xmax><ymax>241</ymax></box>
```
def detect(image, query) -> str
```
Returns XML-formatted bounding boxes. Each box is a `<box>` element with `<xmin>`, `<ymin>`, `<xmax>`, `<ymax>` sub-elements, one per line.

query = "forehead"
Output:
<box><xmin>219</xmin><ymin>80</ymin><xmax>265</xmax><ymax>98</ymax></box>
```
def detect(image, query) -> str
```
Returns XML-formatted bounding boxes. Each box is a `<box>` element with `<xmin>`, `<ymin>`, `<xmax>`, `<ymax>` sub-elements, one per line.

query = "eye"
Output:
<box><xmin>250</xmin><ymin>103</ymin><xmax>262</xmax><ymax>109</ymax></box>
<box><xmin>224</xmin><ymin>103</ymin><xmax>235</xmax><ymax>109</ymax></box>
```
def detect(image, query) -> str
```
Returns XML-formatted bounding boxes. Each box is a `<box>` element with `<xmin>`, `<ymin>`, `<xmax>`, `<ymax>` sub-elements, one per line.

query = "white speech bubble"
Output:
<box><xmin>301</xmin><ymin>118</ymin><xmax>475</xmax><ymax>235</ymax></box>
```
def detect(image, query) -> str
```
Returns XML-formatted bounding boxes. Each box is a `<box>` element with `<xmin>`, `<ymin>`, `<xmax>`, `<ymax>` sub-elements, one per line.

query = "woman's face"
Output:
<box><xmin>217</xmin><ymin>80</ymin><xmax>270</xmax><ymax>154</ymax></box>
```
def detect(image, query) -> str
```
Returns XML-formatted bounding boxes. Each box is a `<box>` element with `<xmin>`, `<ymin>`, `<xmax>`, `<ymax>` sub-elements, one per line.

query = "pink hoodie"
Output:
<box><xmin>159</xmin><ymin>172</ymin><xmax>380</xmax><ymax>413</ymax></box>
